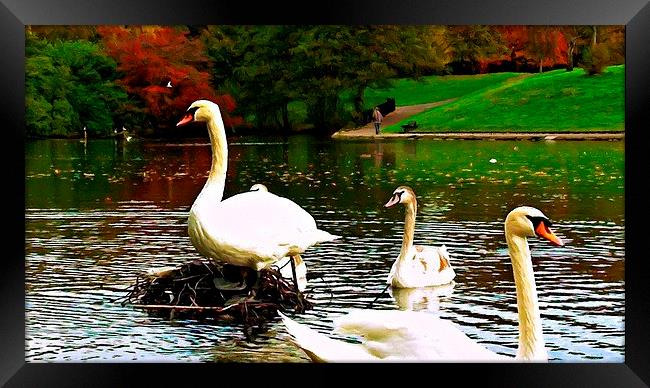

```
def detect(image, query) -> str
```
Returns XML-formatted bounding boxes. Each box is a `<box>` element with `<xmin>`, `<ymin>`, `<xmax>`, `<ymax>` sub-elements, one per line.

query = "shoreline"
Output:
<box><xmin>331</xmin><ymin>131</ymin><xmax>625</xmax><ymax>141</ymax></box>
<box><xmin>330</xmin><ymin>100</ymin><xmax>623</xmax><ymax>141</ymax></box>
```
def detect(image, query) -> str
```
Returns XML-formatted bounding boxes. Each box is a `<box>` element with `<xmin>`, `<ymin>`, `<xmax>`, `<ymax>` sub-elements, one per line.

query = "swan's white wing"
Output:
<box><xmin>196</xmin><ymin>191</ymin><xmax>339</xmax><ymax>261</ymax></box>
<box><xmin>333</xmin><ymin>310</ymin><xmax>505</xmax><ymax>361</ymax></box>
<box><xmin>389</xmin><ymin>245</ymin><xmax>456</xmax><ymax>287</ymax></box>
<box><xmin>279</xmin><ymin>312</ymin><xmax>378</xmax><ymax>362</ymax></box>
<box><xmin>212</xmin><ymin>191</ymin><xmax>316</xmax><ymax>233</ymax></box>
<box><xmin>415</xmin><ymin>245</ymin><xmax>454</xmax><ymax>273</ymax></box>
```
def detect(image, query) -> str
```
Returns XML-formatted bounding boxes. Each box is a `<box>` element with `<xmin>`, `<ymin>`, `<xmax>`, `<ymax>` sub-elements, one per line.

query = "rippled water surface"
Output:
<box><xmin>25</xmin><ymin>136</ymin><xmax>624</xmax><ymax>362</ymax></box>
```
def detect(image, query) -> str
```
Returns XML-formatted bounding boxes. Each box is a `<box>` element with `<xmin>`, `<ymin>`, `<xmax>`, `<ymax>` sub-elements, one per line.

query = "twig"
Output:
<box><xmin>130</xmin><ymin>303</ymin><xmax>273</xmax><ymax>311</ymax></box>
<box><xmin>368</xmin><ymin>283</ymin><xmax>391</xmax><ymax>308</ymax></box>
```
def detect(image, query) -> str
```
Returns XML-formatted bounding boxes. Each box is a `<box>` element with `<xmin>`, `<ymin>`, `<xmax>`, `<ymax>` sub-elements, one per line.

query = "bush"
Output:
<box><xmin>581</xmin><ymin>43</ymin><xmax>611</xmax><ymax>75</ymax></box>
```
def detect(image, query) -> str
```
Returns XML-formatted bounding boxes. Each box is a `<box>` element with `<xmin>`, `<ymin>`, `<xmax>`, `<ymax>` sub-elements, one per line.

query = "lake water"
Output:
<box><xmin>25</xmin><ymin>136</ymin><xmax>625</xmax><ymax>362</ymax></box>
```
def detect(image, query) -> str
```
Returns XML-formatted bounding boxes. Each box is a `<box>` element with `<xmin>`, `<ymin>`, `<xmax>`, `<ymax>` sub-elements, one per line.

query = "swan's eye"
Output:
<box><xmin>393</xmin><ymin>191</ymin><xmax>404</xmax><ymax>200</ymax></box>
<box><xmin>186</xmin><ymin>106</ymin><xmax>199</xmax><ymax>116</ymax></box>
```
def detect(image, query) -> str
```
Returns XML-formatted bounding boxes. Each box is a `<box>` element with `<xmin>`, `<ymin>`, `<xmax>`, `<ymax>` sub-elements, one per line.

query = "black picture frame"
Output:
<box><xmin>3</xmin><ymin>0</ymin><xmax>649</xmax><ymax>386</ymax></box>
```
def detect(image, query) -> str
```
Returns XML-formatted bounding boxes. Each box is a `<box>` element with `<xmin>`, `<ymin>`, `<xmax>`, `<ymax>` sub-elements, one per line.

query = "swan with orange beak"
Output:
<box><xmin>176</xmin><ymin>100</ymin><xmax>339</xmax><ymax>293</ymax></box>
<box><xmin>280</xmin><ymin>206</ymin><xmax>565</xmax><ymax>362</ymax></box>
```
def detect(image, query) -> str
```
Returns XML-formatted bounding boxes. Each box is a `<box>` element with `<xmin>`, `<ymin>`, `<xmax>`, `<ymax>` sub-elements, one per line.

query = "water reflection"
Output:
<box><xmin>390</xmin><ymin>282</ymin><xmax>456</xmax><ymax>312</ymax></box>
<box><xmin>25</xmin><ymin>136</ymin><xmax>624</xmax><ymax>362</ymax></box>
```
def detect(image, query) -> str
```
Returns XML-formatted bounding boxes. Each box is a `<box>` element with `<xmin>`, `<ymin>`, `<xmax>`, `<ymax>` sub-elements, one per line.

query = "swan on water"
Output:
<box><xmin>280</xmin><ymin>206</ymin><xmax>564</xmax><ymax>362</ymax></box>
<box><xmin>384</xmin><ymin>186</ymin><xmax>456</xmax><ymax>288</ymax></box>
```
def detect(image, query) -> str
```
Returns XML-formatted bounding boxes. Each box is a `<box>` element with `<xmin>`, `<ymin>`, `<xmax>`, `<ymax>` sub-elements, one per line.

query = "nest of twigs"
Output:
<box><xmin>121</xmin><ymin>260</ymin><xmax>312</xmax><ymax>327</ymax></box>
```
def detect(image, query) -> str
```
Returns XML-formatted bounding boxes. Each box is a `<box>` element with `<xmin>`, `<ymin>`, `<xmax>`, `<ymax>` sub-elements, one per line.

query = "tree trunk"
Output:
<box><xmin>592</xmin><ymin>26</ymin><xmax>597</xmax><ymax>47</ymax></box>
<box><xmin>539</xmin><ymin>58</ymin><xmax>543</xmax><ymax>73</ymax></box>
<box><xmin>353</xmin><ymin>85</ymin><xmax>365</xmax><ymax>124</ymax></box>
<box><xmin>281</xmin><ymin>103</ymin><xmax>290</xmax><ymax>131</ymax></box>
<box><xmin>272</xmin><ymin>111</ymin><xmax>282</xmax><ymax>130</ymax></box>
<box><xmin>566</xmin><ymin>38</ymin><xmax>576</xmax><ymax>71</ymax></box>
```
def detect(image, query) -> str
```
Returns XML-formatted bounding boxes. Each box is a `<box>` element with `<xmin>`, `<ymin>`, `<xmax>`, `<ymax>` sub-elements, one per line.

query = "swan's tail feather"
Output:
<box><xmin>279</xmin><ymin>230</ymin><xmax>341</xmax><ymax>254</ymax></box>
<box><xmin>278</xmin><ymin>312</ymin><xmax>376</xmax><ymax>362</ymax></box>
<box><xmin>278</xmin><ymin>311</ymin><xmax>331</xmax><ymax>362</ymax></box>
<box><xmin>438</xmin><ymin>245</ymin><xmax>453</xmax><ymax>270</ymax></box>
<box><xmin>438</xmin><ymin>245</ymin><xmax>450</xmax><ymax>261</ymax></box>
<box><xmin>313</xmin><ymin>229</ymin><xmax>341</xmax><ymax>243</ymax></box>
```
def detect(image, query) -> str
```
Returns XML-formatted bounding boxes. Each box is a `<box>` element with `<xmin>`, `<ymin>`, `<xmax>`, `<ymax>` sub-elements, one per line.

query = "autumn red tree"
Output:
<box><xmin>492</xmin><ymin>26</ymin><xmax>568</xmax><ymax>72</ymax></box>
<box><xmin>97</xmin><ymin>26</ymin><xmax>242</xmax><ymax>131</ymax></box>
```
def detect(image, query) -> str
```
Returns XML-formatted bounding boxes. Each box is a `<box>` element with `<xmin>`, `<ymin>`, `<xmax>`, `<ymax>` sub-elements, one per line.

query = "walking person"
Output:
<box><xmin>373</xmin><ymin>107</ymin><xmax>383</xmax><ymax>135</ymax></box>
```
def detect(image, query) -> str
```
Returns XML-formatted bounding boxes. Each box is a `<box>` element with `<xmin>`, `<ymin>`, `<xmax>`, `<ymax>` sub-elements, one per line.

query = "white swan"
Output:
<box><xmin>248</xmin><ymin>183</ymin><xmax>308</xmax><ymax>292</ymax></box>
<box><xmin>280</xmin><ymin>206</ymin><xmax>564</xmax><ymax>362</ymax></box>
<box><xmin>384</xmin><ymin>186</ymin><xmax>455</xmax><ymax>288</ymax></box>
<box><xmin>176</xmin><ymin>100</ymin><xmax>339</xmax><ymax>282</ymax></box>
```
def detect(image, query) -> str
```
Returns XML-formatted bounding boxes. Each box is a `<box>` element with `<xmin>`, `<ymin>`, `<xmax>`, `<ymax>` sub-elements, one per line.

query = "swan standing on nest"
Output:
<box><xmin>176</xmin><ymin>100</ymin><xmax>339</xmax><ymax>290</ymax></box>
<box><xmin>280</xmin><ymin>206</ymin><xmax>564</xmax><ymax>362</ymax></box>
<box><xmin>384</xmin><ymin>186</ymin><xmax>455</xmax><ymax>288</ymax></box>
<box><xmin>249</xmin><ymin>183</ymin><xmax>308</xmax><ymax>292</ymax></box>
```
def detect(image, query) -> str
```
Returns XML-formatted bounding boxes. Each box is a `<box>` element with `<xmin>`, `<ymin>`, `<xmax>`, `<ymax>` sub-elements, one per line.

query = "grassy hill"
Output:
<box><xmin>381</xmin><ymin>65</ymin><xmax>624</xmax><ymax>133</ymax></box>
<box><xmin>363</xmin><ymin>72</ymin><xmax>522</xmax><ymax>107</ymax></box>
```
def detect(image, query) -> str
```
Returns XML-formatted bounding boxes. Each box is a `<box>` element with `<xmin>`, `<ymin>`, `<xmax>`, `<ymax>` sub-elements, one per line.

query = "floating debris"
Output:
<box><xmin>121</xmin><ymin>260</ymin><xmax>312</xmax><ymax>329</ymax></box>
<box><xmin>489</xmin><ymin>158</ymin><xmax>497</xmax><ymax>164</ymax></box>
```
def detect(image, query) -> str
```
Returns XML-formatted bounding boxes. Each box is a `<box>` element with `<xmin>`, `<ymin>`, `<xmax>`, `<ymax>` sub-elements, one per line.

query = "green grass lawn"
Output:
<box><xmin>383</xmin><ymin>65</ymin><xmax>624</xmax><ymax>133</ymax></box>
<box><xmin>363</xmin><ymin>72</ymin><xmax>522</xmax><ymax>108</ymax></box>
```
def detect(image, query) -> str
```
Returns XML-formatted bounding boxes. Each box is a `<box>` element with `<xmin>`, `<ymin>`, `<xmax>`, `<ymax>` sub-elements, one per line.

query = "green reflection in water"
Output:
<box><xmin>26</xmin><ymin>137</ymin><xmax>623</xmax><ymax>224</ymax></box>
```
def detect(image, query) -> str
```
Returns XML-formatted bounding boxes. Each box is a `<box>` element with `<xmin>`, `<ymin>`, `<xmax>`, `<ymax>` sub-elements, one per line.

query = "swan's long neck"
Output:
<box><xmin>505</xmin><ymin>232</ymin><xmax>547</xmax><ymax>360</ymax></box>
<box><xmin>397</xmin><ymin>200</ymin><xmax>417</xmax><ymax>261</ymax></box>
<box><xmin>196</xmin><ymin>108</ymin><xmax>228</xmax><ymax>205</ymax></box>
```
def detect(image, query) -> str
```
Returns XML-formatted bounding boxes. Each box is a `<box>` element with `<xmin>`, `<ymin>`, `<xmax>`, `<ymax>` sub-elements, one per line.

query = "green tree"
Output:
<box><xmin>444</xmin><ymin>26</ymin><xmax>507</xmax><ymax>74</ymax></box>
<box><xmin>25</xmin><ymin>31</ymin><xmax>127</xmax><ymax>137</ymax></box>
<box><xmin>204</xmin><ymin>26</ymin><xmax>447</xmax><ymax>132</ymax></box>
<box><xmin>204</xmin><ymin>26</ymin><xmax>302</xmax><ymax>130</ymax></box>
<box><xmin>293</xmin><ymin>26</ymin><xmax>448</xmax><ymax>128</ymax></box>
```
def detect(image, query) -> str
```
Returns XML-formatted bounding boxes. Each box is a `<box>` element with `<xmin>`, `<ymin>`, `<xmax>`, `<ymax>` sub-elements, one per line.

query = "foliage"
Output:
<box><xmin>526</xmin><ymin>27</ymin><xmax>567</xmax><ymax>72</ymax></box>
<box><xmin>25</xmin><ymin>31</ymin><xmax>127</xmax><ymax>137</ymax></box>
<box><xmin>204</xmin><ymin>25</ymin><xmax>447</xmax><ymax>131</ymax></box>
<box><xmin>28</xmin><ymin>25</ymin><xmax>99</xmax><ymax>42</ymax></box>
<box><xmin>579</xmin><ymin>26</ymin><xmax>624</xmax><ymax>75</ymax></box>
<box><xmin>444</xmin><ymin>26</ymin><xmax>508</xmax><ymax>74</ymax></box>
<box><xmin>203</xmin><ymin>26</ymin><xmax>302</xmax><ymax>130</ymax></box>
<box><xmin>582</xmin><ymin>43</ymin><xmax>611</xmax><ymax>75</ymax></box>
<box><xmin>384</xmin><ymin>65</ymin><xmax>624</xmax><ymax>133</ymax></box>
<box><xmin>25</xmin><ymin>24</ymin><xmax>626</xmax><ymax>136</ymax></box>
<box><xmin>98</xmin><ymin>26</ymin><xmax>242</xmax><ymax>131</ymax></box>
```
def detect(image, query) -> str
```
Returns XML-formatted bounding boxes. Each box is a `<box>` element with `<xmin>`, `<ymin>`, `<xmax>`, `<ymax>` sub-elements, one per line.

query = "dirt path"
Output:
<box><xmin>331</xmin><ymin>99</ymin><xmax>456</xmax><ymax>138</ymax></box>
